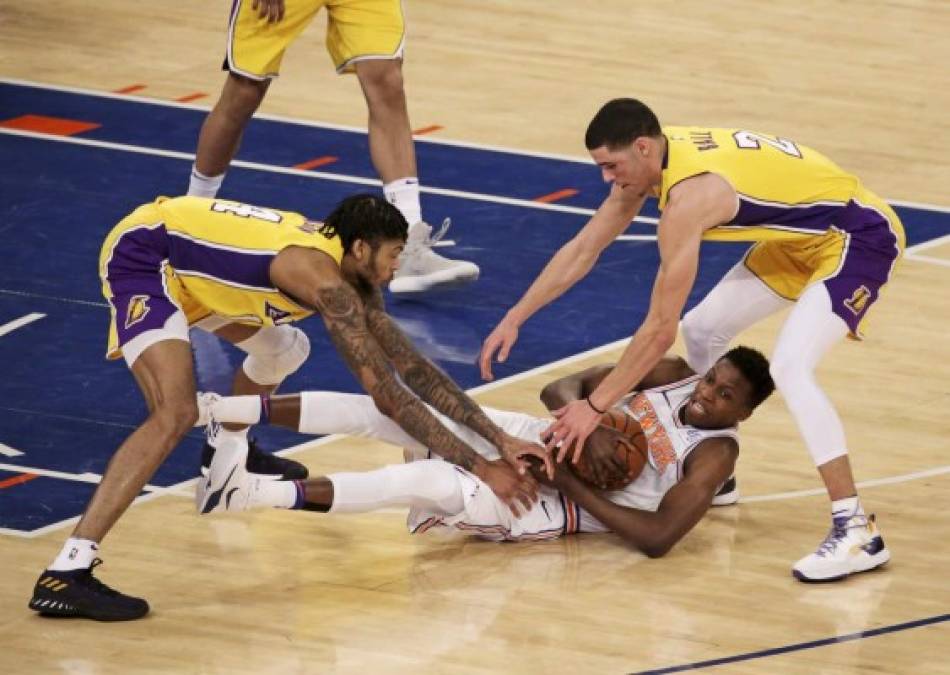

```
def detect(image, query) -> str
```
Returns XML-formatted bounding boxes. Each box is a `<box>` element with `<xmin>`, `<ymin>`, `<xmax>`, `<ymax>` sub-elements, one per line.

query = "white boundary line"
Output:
<box><xmin>741</xmin><ymin>465</ymin><xmax>950</xmax><ymax>503</ymax></box>
<box><xmin>0</xmin><ymin>77</ymin><xmax>596</xmax><ymax>165</ymax></box>
<box><xmin>0</xmin><ymin>312</ymin><xmax>45</xmax><ymax>337</ymax></box>
<box><xmin>0</xmin><ymin>126</ymin><xmax>610</xmax><ymax>219</ymax></box>
<box><xmin>5</xmin><ymin>76</ymin><xmax>950</xmax><ymax>213</ymax></box>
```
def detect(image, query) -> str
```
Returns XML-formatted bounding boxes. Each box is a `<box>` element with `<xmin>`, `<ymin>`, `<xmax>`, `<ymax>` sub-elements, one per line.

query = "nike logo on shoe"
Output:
<box><xmin>201</xmin><ymin>465</ymin><xmax>239</xmax><ymax>514</ymax></box>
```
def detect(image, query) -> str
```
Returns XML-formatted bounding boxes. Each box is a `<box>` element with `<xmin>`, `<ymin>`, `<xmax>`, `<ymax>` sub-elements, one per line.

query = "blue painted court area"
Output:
<box><xmin>1</xmin><ymin>80</ymin><xmax>949</xmax><ymax>536</ymax></box>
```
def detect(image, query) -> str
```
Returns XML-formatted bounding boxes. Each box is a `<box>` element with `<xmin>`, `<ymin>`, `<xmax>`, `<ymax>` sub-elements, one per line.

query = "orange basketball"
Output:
<box><xmin>573</xmin><ymin>410</ymin><xmax>649</xmax><ymax>490</ymax></box>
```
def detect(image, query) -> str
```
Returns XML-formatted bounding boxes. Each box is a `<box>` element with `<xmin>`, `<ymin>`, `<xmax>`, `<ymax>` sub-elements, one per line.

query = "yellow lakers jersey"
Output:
<box><xmin>126</xmin><ymin>196</ymin><xmax>342</xmax><ymax>326</ymax></box>
<box><xmin>658</xmin><ymin>126</ymin><xmax>902</xmax><ymax>245</ymax></box>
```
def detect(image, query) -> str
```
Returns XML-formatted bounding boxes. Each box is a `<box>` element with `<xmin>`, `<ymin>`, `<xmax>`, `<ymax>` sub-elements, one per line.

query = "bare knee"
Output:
<box><xmin>217</xmin><ymin>74</ymin><xmax>268</xmax><ymax>120</ymax></box>
<box><xmin>358</xmin><ymin>61</ymin><xmax>406</xmax><ymax>108</ymax></box>
<box><xmin>150</xmin><ymin>399</ymin><xmax>199</xmax><ymax>440</ymax></box>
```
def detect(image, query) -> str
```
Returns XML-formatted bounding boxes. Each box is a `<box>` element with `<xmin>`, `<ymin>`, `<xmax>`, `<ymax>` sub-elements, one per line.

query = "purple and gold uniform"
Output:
<box><xmin>226</xmin><ymin>0</ymin><xmax>406</xmax><ymax>78</ymax></box>
<box><xmin>99</xmin><ymin>196</ymin><xmax>343</xmax><ymax>360</ymax></box>
<box><xmin>659</xmin><ymin>127</ymin><xmax>905</xmax><ymax>337</ymax></box>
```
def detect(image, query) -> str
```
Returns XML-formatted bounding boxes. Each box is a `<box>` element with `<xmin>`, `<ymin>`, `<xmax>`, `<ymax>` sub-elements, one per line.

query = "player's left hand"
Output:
<box><xmin>252</xmin><ymin>0</ymin><xmax>285</xmax><ymax>23</ymax></box>
<box><xmin>545</xmin><ymin>399</ymin><xmax>601</xmax><ymax>464</ymax></box>
<box><xmin>498</xmin><ymin>434</ymin><xmax>554</xmax><ymax>480</ymax></box>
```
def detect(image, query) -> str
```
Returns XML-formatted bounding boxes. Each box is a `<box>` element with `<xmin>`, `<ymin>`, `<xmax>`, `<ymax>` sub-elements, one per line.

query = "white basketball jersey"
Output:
<box><xmin>578</xmin><ymin>376</ymin><xmax>739</xmax><ymax>533</ymax></box>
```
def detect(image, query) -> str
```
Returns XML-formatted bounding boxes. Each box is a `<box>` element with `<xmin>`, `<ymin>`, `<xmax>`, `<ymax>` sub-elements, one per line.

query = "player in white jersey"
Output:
<box><xmin>195</xmin><ymin>347</ymin><xmax>794</xmax><ymax>557</ymax></box>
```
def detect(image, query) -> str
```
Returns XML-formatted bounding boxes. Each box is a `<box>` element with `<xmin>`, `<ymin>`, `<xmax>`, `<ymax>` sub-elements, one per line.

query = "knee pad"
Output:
<box><xmin>238</xmin><ymin>325</ymin><xmax>310</xmax><ymax>386</ymax></box>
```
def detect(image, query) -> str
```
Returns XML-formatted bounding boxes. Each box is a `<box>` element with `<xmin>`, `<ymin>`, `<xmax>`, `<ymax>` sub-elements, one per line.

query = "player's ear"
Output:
<box><xmin>349</xmin><ymin>238</ymin><xmax>369</xmax><ymax>261</ymax></box>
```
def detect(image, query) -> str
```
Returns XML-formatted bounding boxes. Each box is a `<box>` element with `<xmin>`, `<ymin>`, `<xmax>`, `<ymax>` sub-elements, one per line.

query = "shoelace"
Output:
<box><xmin>425</xmin><ymin>218</ymin><xmax>452</xmax><ymax>246</ymax></box>
<box><xmin>79</xmin><ymin>559</ymin><xmax>121</xmax><ymax>597</ymax></box>
<box><xmin>816</xmin><ymin>515</ymin><xmax>866</xmax><ymax>557</ymax></box>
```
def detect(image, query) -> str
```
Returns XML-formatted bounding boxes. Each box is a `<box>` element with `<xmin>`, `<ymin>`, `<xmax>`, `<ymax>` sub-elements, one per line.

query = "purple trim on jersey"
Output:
<box><xmin>732</xmin><ymin>197</ymin><xmax>843</xmax><ymax>232</ymax></box>
<box><xmin>103</xmin><ymin>224</ymin><xmax>179</xmax><ymax>347</ymax></box>
<box><xmin>732</xmin><ymin>196</ymin><xmax>895</xmax><ymax>241</ymax></box>
<box><xmin>167</xmin><ymin>233</ymin><xmax>276</xmax><ymax>291</ymax></box>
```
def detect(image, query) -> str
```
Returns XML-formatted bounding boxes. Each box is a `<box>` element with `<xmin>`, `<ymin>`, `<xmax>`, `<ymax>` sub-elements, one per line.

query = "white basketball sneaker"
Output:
<box><xmin>196</xmin><ymin>435</ymin><xmax>252</xmax><ymax>514</ymax></box>
<box><xmin>389</xmin><ymin>219</ymin><xmax>480</xmax><ymax>294</ymax></box>
<box><xmin>711</xmin><ymin>475</ymin><xmax>739</xmax><ymax>506</ymax></box>
<box><xmin>792</xmin><ymin>514</ymin><xmax>890</xmax><ymax>582</ymax></box>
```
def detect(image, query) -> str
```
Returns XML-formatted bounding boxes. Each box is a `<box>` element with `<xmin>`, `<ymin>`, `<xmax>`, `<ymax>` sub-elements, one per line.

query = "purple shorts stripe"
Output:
<box><xmin>824</xmin><ymin>231</ymin><xmax>899</xmax><ymax>335</ymax></box>
<box><xmin>167</xmin><ymin>232</ymin><xmax>277</xmax><ymax>291</ymax></box>
<box><xmin>103</xmin><ymin>223</ymin><xmax>180</xmax><ymax>349</ymax></box>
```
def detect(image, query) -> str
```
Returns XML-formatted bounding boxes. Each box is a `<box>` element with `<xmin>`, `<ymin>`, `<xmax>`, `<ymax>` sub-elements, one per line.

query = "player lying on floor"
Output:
<box><xmin>196</xmin><ymin>346</ymin><xmax>774</xmax><ymax>557</ymax></box>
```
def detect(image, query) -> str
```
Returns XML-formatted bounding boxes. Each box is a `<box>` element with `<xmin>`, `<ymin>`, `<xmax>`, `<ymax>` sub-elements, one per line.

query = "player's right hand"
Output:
<box><xmin>252</xmin><ymin>0</ymin><xmax>285</xmax><ymax>23</ymax></box>
<box><xmin>479</xmin><ymin>320</ymin><xmax>519</xmax><ymax>381</ymax></box>
<box><xmin>582</xmin><ymin>428</ymin><xmax>631</xmax><ymax>490</ymax></box>
<box><xmin>476</xmin><ymin>459</ymin><xmax>538</xmax><ymax>517</ymax></box>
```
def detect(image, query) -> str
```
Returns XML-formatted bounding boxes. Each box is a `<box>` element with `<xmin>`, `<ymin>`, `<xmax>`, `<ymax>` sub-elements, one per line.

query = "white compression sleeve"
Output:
<box><xmin>298</xmin><ymin>392</ymin><xmax>428</xmax><ymax>451</ymax></box>
<box><xmin>770</xmin><ymin>283</ymin><xmax>850</xmax><ymax>466</ymax></box>
<box><xmin>681</xmin><ymin>260</ymin><xmax>790</xmax><ymax>373</ymax></box>
<box><xmin>328</xmin><ymin>460</ymin><xmax>466</xmax><ymax>516</ymax></box>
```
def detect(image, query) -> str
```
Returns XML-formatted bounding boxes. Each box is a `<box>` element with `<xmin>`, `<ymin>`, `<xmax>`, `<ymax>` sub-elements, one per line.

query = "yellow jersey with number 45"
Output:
<box><xmin>99</xmin><ymin>196</ymin><xmax>343</xmax><ymax>331</ymax></box>
<box><xmin>657</xmin><ymin>126</ymin><xmax>904</xmax><ymax>248</ymax></box>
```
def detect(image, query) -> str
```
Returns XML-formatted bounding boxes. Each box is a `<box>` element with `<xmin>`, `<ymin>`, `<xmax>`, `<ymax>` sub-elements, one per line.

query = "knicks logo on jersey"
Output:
<box><xmin>627</xmin><ymin>394</ymin><xmax>676</xmax><ymax>472</ymax></box>
<box><xmin>124</xmin><ymin>295</ymin><xmax>151</xmax><ymax>329</ymax></box>
<box><xmin>843</xmin><ymin>285</ymin><xmax>872</xmax><ymax>315</ymax></box>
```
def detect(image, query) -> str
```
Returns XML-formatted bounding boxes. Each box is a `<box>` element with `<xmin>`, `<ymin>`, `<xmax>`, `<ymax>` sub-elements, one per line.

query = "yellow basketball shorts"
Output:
<box><xmin>225</xmin><ymin>0</ymin><xmax>406</xmax><ymax>78</ymax></box>
<box><xmin>742</xmin><ymin>200</ymin><xmax>905</xmax><ymax>338</ymax></box>
<box><xmin>100</xmin><ymin>206</ymin><xmax>211</xmax><ymax>360</ymax></box>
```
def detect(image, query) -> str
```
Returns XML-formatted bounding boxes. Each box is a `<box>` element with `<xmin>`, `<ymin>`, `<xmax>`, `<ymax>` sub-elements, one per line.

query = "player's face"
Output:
<box><xmin>589</xmin><ymin>140</ymin><xmax>657</xmax><ymax>196</ymax></box>
<box><xmin>368</xmin><ymin>239</ymin><xmax>405</xmax><ymax>287</ymax></box>
<box><xmin>343</xmin><ymin>238</ymin><xmax>405</xmax><ymax>290</ymax></box>
<box><xmin>684</xmin><ymin>360</ymin><xmax>754</xmax><ymax>429</ymax></box>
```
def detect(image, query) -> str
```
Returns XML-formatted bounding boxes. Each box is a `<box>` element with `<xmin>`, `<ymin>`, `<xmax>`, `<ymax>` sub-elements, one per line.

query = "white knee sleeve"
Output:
<box><xmin>328</xmin><ymin>460</ymin><xmax>466</xmax><ymax>516</ymax></box>
<box><xmin>237</xmin><ymin>325</ymin><xmax>310</xmax><ymax>386</ymax></box>
<box><xmin>682</xmin><ymin>261</ymin><xmax>790</xmax><ymax>373</ymax></box>
<box><xmin>771</xmin><ymin>285</ymin><xmax>849</xmax><ymax>466</ymax></box>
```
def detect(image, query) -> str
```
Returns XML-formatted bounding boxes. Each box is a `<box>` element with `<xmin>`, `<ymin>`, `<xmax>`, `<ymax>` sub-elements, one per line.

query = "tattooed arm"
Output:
<box><xmin>269</xmin><ymin>247</ymin><xmax>538</xmax><ymax>509</ymax></box>
<box><xmin>364</xmin><ymin>290</ymin><xmax>552</xmax><ymax>477</ymax></box>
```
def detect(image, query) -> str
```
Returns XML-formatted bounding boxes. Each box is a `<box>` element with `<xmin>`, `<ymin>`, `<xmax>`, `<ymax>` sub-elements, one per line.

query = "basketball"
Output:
<box><xmin>572</xmin><ymin>410</ymin><xmax>649</xmax><ymax>490</ymax></box>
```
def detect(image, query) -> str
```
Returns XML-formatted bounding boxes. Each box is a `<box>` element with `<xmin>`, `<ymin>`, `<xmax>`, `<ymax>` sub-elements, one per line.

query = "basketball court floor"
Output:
<box><xmin>1</xmin><ymin>2</ymin><xmax>948</xmax><ymax>673</ymax></box>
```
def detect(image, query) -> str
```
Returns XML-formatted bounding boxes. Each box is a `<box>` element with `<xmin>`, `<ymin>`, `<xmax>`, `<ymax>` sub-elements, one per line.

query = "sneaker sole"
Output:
<box><xmin>389</xmin><ymin>269</ymin><xmax>480</xmax><ymax>294</ymax></box>
<box><xmin>29</xmin><ymin>598</ymin><xmax>148</xmax><ymax>621</ymax></box>
<box><xmin>792</xmin><ymin>549</ymin><xmax>891</xmax><ymax>583</ymax></box>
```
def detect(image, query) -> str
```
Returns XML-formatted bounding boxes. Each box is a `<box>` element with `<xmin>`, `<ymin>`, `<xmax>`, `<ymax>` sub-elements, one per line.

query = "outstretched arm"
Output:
<box><xmin>549</xmin><ymin>436</ymin><xmax>738</xmax><ymax>557</ymax></box>
<box><xmin>270</xmin><ymin>248</ymin><xmax>537</xmax><ymax>511</ymax></box>
<box><xmin>479</xmin><ymin>185</ymin><xmax>646</xmax><ymax>380</ymax></box>
<box><xmin>539</xmin><ymin>356</ymin><xmax>694</xmax><ymax>411</ymax></box>
<box><xmin>545</xmin><ymin>173</ymin><xmax>737</xmax><ymax>462</ymax></box>
<box><xmin>364</xmin><ymin>291</ymin><xmax>552</xmax><ymax>477</ymax></box>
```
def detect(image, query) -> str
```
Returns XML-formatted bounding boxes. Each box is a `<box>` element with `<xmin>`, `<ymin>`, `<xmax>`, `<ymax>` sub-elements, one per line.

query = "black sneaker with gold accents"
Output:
<box><xmin>201</xmin><ymin>436</ymin><xmax>308</xmax><ymax>481</ymax></box>
<box><xmin>28</xmin><ymin>559</ymin><xmax>149</xmax><ymax>621</ymax></box>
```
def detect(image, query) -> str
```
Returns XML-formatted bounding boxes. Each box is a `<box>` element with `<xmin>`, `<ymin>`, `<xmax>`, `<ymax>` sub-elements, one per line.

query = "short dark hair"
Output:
<box><xmin>585</xmin><ymin>98</ymin><xmax>662</xmax><ymax>151</ymax></box>
<box><xmin>722</xmin><ymin>346</ymin><xmax>775</xmax><ymax>410</ymax></box>
<box><xmin>323</xmin><ymin>194</ymin><xmax>408</xmax><ymax>253</ymax></box>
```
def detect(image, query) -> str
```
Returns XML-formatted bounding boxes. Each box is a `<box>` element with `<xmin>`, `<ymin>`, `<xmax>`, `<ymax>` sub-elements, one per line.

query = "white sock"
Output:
<box><xmin>328</xmin><ymin>460</ymin><xmax>465</xmax><ymax>516</ymax></box>
<box><xmin>383</xmin><ymin>177</ymin><xmax>423</xmax><ymax>226</ymax></box>
<box><xmin>251</xmin><ymin>479</ymin><xmax>301</xmax><ymax>509</ymax></box>
<box><xmin>831</xmin><ymin>496</ymin><xmax>865</xmax><ymax>520</ymax></box>
<box><xmin>188</xmin><ymin>165</ymin><xmax>225</xmax><ymax>198</ymax></box>
<box><xmin>49</xmin><ymin>537</ymin><xmax>99</xmax><ymax>571</ymax></box>
<box><xmin>212</xmin><ymin>395</ymin><xmax>263</xmax><ymax>426</ymax></box>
